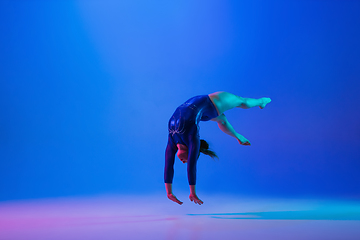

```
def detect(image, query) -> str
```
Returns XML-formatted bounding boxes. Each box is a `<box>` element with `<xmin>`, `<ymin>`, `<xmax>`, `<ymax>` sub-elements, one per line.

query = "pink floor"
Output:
<box><xmin>1</xmin><ymin>194</ymin><xmax>359</xmax><ymax>240</ymax></box>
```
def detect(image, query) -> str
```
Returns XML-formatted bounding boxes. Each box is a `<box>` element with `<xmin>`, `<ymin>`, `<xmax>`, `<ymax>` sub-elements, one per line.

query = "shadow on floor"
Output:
<box><xmin>188</xmin><ymin>210</ymin><xmax>360</xmax><ymax>220</ymax></box>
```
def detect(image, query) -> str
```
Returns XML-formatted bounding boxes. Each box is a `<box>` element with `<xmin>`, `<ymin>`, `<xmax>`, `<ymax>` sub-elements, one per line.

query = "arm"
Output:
<box><xmin>164</xmin><ymin>135</ymin><xmax>176</xmax><ymax>184</ymax></box>
<box><xmin>164</xmin><ymin>135</ymin><xmax>183</xmax><ymax>205</ymax></box>
<box><xmin>187</xmin><ymin>132</ymin><xmax>203</xmax><ymax>205</ymax></box>
<box><xmin>211</xmin><ymin>113</ymin><xmax>251</xmax><ymax>145</ymax></box>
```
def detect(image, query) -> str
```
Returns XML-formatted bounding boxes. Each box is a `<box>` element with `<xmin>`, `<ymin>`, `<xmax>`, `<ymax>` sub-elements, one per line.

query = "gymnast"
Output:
<box><xmin>165</xmin><ymin>91</ymin><xmax>271</xmax><ymax>205</ymax></box>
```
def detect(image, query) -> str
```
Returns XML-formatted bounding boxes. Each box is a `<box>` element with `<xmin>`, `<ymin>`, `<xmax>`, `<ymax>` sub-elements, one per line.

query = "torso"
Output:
<box><xmin>168</xmin><ymin>94</ymin><xmax>220</xmax><ymax>147</ymax></box>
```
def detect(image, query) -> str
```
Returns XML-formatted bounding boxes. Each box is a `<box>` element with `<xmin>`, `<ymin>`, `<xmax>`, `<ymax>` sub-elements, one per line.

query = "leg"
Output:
<box><xmin>212</xmin><ymin>113</ymin><xmax>250</xmax><ymax>145</ymax></box>
<box><xmin>209</xmin><ymin>91</ymin><xmax>271</xmax><ymax>114</ymax></box>
<box><xmin>239</xmin><ymin>97</ymin><xmax>271</xmax><ymax>109</ymax></box>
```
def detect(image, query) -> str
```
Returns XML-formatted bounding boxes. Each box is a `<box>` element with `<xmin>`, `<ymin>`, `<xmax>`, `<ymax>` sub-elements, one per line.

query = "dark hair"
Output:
<box><xmin>199</xmin><ymin>139</ymin><xmax>218</xmax><ymax>159</ymax></box>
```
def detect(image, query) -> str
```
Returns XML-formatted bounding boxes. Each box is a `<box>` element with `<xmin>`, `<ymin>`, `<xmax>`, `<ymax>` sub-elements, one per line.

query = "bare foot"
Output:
<box><xmin>259</xmin><ymin>97</ymin><xmax>271</xmax><ymax>109</ymax></box>
<box><xmin>237</xmin><ymin>135</ymin><xmax>251</xmax><ymax>146</ymax></box>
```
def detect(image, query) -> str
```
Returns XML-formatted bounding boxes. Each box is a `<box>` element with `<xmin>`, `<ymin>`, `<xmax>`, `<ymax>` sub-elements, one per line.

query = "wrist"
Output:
<box><xmin>189</xmin><ymin>185</ymin><xmax>196</xmax><ymax>194</ymax></box>
<box><xmin>165</xmin><ymin>183</ymin><xmax>173</xmax><ymax>195</ymax></box>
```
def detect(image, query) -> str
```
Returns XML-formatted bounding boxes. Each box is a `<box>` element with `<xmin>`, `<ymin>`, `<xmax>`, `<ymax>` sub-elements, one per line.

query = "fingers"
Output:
<box><xmin>168</xmin><ymin>194</ymin><xmax>183</xmax><ymax>205</ymax></box>
<box><xmin>196</xmin><ymin>199</ymin><xmax>204</xmax><ymax>205</ymax></box>
<box><xmin>189</xmin><ymin>196</ymin><xmax>203</xmax><ymax>205</ymax></box>
<box><xmin>176</xmin><ymin>199</ymin><xmax>183</xmax><ymax>205</ymax></box>
<box><xmin>173</xmin><ymin>197</ymin><xmax>183</xmax><ymax>205</ymax></box>
<box><xmin>168</xmin><ymin>194</ymin><xmax>203</xmax><ymax>205</ymax></box>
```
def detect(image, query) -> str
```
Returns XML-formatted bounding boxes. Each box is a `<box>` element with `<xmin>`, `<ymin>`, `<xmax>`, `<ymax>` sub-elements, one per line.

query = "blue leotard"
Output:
<box><xmin>164</xmin><ymin>95</ymin><xmax>219</xmax><ymax>185</ymax></box>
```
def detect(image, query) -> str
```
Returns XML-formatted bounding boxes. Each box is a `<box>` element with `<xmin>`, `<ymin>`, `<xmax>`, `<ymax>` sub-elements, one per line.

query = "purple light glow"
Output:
<box><xmin>1</xmin><ymin>195</ymin><xmax>359</xmax><ymax>240</ymax></box>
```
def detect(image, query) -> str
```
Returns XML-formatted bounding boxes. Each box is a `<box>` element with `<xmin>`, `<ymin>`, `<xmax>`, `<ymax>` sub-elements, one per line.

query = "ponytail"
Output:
<box><xmin>199</xmin><ymin>139</ymin><xmax>218</xmax><ymax>159</ymax></box>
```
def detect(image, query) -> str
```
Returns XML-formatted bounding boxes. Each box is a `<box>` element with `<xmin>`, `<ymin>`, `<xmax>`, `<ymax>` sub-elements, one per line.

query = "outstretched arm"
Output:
<box><xmin>164</xmin><ymin>136</ymin><xmax>183</xmax><ymax>205</ymax></box>
<box><xmin>186</xmin><ymin>132</ymin><xmax>203</xmax><ymax>205</ymax></box>
<box><xmin>164</xmin><ymin>136</ymin><xmax>177</xmax><ymax>183</ymax></box>
<box><xmin>211</xmin><ymin>114</ymin><xmax>251</xmax><ymax>145</ymax></box>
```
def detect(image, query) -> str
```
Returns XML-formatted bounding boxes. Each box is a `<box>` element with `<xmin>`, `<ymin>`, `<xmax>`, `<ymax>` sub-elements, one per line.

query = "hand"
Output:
<box><xmin>237</xmin><ymin>135</ymin><xmax>251</xmax><ymax>146</ymax></box>
<box><xmin>167</xmin><ymin>193</ymin><xmax>183</xmax><ymax>205</ymax></box>
<box><xmin>189</xmin><ymin>193</ymin><xmax>203</xmax><ymax>205</ymax></box>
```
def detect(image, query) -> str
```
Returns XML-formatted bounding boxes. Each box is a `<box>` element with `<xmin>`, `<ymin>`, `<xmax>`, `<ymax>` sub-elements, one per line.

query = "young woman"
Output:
<box><xmin>164</xmin><ymin>92</ymin><xmax>271</xmax><ymax>205</ymax></box>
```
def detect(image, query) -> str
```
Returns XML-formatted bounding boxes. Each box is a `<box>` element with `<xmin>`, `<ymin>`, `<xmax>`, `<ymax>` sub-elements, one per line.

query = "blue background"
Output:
<box><xmin>1</xmin><ymin>0</ymin><xmax>359</xmax><ymax>201</ymax></box>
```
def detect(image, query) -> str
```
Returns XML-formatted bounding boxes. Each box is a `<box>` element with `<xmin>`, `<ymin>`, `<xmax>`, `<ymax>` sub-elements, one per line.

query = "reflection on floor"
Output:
<box><xmin>1</xmin><ymin>194</ymin><xmax>360</xmax><ymax>240</ymax></box>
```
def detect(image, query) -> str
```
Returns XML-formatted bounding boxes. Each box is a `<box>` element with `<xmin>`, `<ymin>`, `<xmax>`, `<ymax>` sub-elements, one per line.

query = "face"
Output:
<box><xmin>177</xmin><ymin>148</ymin><xmax>188</xmax><ymax>163</ymax></box>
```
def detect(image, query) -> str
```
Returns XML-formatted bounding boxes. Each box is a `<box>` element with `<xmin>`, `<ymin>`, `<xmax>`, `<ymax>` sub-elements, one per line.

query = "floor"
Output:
<box><xmin>1</xmin><ymin>194</ymin><xmax>359</xmax><ymax>240</ymax></box>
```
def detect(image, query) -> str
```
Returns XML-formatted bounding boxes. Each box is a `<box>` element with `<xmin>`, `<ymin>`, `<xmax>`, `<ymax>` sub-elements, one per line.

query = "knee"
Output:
<box><xmin>233</xmin><ymin>95</ymin><xmax>244</xmax><ymax>106</ymax></box>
